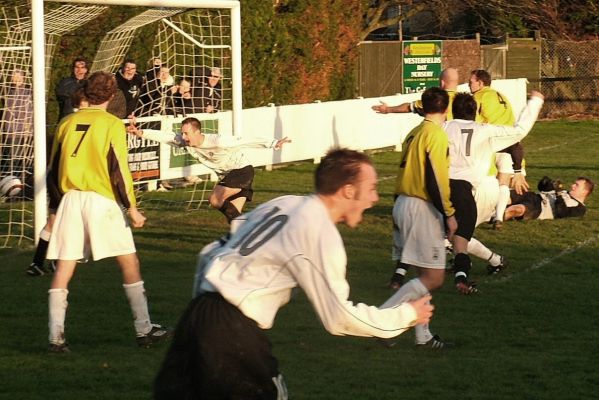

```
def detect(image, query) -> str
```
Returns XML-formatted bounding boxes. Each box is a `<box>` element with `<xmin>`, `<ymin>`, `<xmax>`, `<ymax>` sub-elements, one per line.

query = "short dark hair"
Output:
<box><xmin>122</xmin><ymin>59</ymin><xmax>136</xmax><ymax>69</ymax></box>
<box><xmin>452</xmin><ymin>92</ymin><xmax>477</xmax><ymax>120</ymax></box>
<box><xmin>578</xmin><ymin>176</ymin><xmax>595</xmax><ymax>196</ymax></box>
<box><xmin>181</xmin><ymin>117</ymin><xmax>202</xmax><ymax>131</ymax></box>
<box><xmin>315</xmin><ymin>148</ymin><xmax>373</xmax><ymax>195</ymax></box>
<box><xmin>85</xmin><ymin>71</ymin><xmax>116</xmax><ymax>105</ymax></box>
<box><xmin>72</xmin><ymin>57</ymin><xmax>88</xmax><ymax>69</ymax></box>
<box><xmin>471</xmin><ymin>69</ymin><xmax>492</xmax><ymax>86</ymax></box>
<box><xmin>421</xmin><ymin>87</ymin><xmax>449</xmax><ymax>114</ymax></box>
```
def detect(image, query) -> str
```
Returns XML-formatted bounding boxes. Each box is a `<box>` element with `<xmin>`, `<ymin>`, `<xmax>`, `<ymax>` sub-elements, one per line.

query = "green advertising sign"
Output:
<box><xmin>402</xmin><ymin>40</ymin><xmax>443</xmax><ymax>94</ymax></box>
<box><xmin>168</xmin><ymin>119</ymin><xmax>219</xmax><ymax>168</ymax></box>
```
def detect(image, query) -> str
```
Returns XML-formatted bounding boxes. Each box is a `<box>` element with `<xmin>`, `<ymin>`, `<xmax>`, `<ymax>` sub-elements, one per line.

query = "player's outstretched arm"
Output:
<box><xmin>274</xmin><ymin>136</ymin><xmax>291</xmax><ymax>150</ymax></box>
<box><xmin>372</xmin><ymin>101</ymin><xmax>411</xmax><ymax>114</ymax></box>
<box><xmin>126</xmin><ymin>115</ymin><xmax>143</xmax><ymax>138</ymax></box>
<box><xmin>372</xmin><ymin>100</ymin><xmax>390</xmax><ymax>113</ymax></box>
<box><xmin>529</xmin><ymin>90</ymin><xmax>545</xmax><ymax>101</ymax></box>
<box><xmin>407</xmin><ymin>295</ymin><xmax>434</xmax><ymax>326</ymax></box>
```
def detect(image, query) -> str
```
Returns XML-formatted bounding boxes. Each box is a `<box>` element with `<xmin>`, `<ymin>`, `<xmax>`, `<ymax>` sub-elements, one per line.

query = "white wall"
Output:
<box><xmin>155</xmin><ymin>78</ymin><xmax>528</xmax><ymax>180</ymax></box>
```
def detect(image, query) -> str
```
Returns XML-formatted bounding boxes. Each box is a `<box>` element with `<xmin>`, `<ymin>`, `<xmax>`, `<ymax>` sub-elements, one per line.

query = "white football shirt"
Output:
<box><xmin>142</xmin><ymin>129</ymin><xmax>278</xmax><ymax>176</ymax></box>
<box><xmin>197</xmin><ymin>195</ymin><xmax>418</xmax><ymax>339</ymax></box>
<box><xmin>444</xmin><ymin>96</ymin><xmax>544</xmax><ymax>187</ymax></box>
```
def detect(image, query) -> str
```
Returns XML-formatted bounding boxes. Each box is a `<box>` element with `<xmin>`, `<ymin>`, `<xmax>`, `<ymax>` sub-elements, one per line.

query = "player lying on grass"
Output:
<box><xmin>127</xmin><ymin>117</ymin><xmax>290</xmax><ymax>225</ymax></box>
<box><xmin>152</xmin><ymin>148</ymin><xmax>434</xmax><ymax>400</ymax></box>
<box><xmin>504</xmin><ymin>176</ymin><xmax>594</xmax><ymax>221</ymax></box>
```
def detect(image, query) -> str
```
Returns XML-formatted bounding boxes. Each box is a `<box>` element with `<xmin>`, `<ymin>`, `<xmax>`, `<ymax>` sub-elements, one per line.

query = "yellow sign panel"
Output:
<box><xmin>405</xmin><ymin>43</ymin><xmax>438</xmax><ymax>56</ymax></box>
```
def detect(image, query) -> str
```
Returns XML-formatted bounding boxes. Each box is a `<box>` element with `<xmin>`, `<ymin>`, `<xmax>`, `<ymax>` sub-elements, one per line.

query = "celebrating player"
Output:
<box><xmin>45</xmin><ymin>72</ymin><xmax>170</xmax><ymax>352</ymax></box>
<box><xmin>444</xmin><ymin>90</ymin><xmax>544</xmax><ymax>288</ymax></box>
<box><xmin>152</xmin><ymin>148</ymin><xmax>434</xmax><ymax>399</ymax></box>
<box><xmin>469</xmin><ymin>69</ymin><xmax>528</xmax><ymax>229</ymax></box>
<box><xmin>127</xmin><ymin>117</ymin><xmax>291</xmax><ymax>225</ymax></box>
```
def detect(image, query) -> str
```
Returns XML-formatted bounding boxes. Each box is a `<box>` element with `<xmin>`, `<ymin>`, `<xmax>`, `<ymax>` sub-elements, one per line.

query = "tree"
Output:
<box><xmin>461</xmin><ymin>0</ymin><xmax>599</xmax><ymax>40</ymax></box>
<box><xmin>361</xmin><ymin>0</ymin><xmax>470</xmax><ymax>40</ymax></box>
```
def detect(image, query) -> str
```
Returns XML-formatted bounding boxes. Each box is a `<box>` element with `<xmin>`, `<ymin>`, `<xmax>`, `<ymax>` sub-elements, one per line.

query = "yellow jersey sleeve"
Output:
<box><xmin>395</xmin><ymin>120</ymin><xmax>454</xmax><ymax>217</ymax></box>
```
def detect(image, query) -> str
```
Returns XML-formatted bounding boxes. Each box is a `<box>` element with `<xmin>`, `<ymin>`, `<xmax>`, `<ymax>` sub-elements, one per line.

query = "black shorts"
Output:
<box><xmin>450</xmin><ymin>179</ymin><xmax>476</xmax><ymax>241</ymax></box>
<box><xmin>154</xmin><ymin>292</ymin><xmax>286</xmax><ymax>400</ymax></box>
<box><xmin>218</xmin><ymin>165</ymin><xmax>255</xmax><ymax>202</ymax></box>
<box><xmin>510</xmin><ymin>191</ymin><xmax>542</xmax><ymax>220</ymax></box>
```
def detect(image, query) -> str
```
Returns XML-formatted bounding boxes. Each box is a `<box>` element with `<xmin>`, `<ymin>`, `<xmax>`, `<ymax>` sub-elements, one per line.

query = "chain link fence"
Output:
<box><xmin>539</xmin><ymin>40</ymin><xmax>599</xmax><ymax>118</ymax></box>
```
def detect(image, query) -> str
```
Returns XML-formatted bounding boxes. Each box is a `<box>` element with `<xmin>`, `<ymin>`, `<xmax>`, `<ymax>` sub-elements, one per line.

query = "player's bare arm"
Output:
<box><xmin>512</xmin><ymin>173</ymin><xmax>530</xmax><ymax>195</ymax></box>
<box><xmin>372</xmin><ymin>100</ymin><xmax>411</xmax><ymax>114</ymax></box>
<box><xmin>274</xmin><ymin>137</ymin><xmax>292</xmax><ymax>149</ymax></box>
<box><xmin>127</xmin><ymin>206</ymin><xmax>146</xmax><ymax>228</ymax></box>
<box><xmin>445</xmin><ymin>215</ymin><xmax>457</xmax><ymax>241</ymax></box>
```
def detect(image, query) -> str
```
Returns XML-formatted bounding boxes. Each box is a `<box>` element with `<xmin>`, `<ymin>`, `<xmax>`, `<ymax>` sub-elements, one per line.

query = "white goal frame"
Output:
<box><xmin>30</xmin><ymin>0</ymin><xmax>242</xmax><ymax>243</ymax></box>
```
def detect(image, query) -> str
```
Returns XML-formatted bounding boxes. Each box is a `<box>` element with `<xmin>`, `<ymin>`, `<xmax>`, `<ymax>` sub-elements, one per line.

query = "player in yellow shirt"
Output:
<box><xmin>45</xmin><ymin>72</ymin><xmax>170</xmax><ymax>352</ymax></box>
<box><xmin>469</xmin><ymin>69</ymin><xmax>527</xmax><ymax>229</ymax></box>
<box><xmin>380</xmin><ymin>87</ymin><xmax>457</xmax><ymax>349</ymax></box>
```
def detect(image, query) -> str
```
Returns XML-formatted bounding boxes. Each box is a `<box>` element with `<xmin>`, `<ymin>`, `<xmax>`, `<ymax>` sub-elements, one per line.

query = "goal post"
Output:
<box><xmin>2</xmin><ymin>0</ymin><xmax>242</xmax><ymax>247</ymax></box>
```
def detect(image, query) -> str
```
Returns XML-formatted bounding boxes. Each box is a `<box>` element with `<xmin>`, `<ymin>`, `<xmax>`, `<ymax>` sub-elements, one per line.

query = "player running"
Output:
<box><xmin>153</xmin><ymin>148</ymin><xmax>434</xmax><ymax>399</ymax></box>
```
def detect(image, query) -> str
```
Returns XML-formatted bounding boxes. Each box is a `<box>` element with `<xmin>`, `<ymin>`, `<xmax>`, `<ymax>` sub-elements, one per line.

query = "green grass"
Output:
<box><xmin>1</xmin><ymin>119</ymin><xmax>598</xmax><ymax>399</ymax></box>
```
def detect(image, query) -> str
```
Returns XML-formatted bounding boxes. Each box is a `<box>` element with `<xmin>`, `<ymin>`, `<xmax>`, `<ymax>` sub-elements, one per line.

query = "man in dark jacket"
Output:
<box><xmin>115</xmin><ymin>58</ymin><xmax>144</xmax><ymax>116</ymax></box>
<box><xmin>55</xmin><ymin>57</ymin><xmax>88</xmax><ymax>121</ymax></box>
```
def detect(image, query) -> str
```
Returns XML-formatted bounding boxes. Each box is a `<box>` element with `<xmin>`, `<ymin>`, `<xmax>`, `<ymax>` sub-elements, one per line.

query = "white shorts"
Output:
<box><xmin>47</xmin><ymin>190</ymin><xmax>136</xmax><ymax>262</ymax></box>
<box><xmin>392</xmin><ymin>195</ymin><xmax>446</xmax><ymax>269</ymax></box>
<box><xmin>474</xmin><ymin>176</ymin><xmax>500</xmax><ymax>226</ymax></box>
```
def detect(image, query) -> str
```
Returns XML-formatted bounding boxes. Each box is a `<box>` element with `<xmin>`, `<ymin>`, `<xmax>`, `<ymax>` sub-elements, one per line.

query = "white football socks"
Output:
<box><xmin>123</xmin><ymin>281</ymin><xmax>152</xmax><ymax>336</ymax></box>
<box><xmin>467</xmin><ymin>238</ymin><xmax>502</xmax><ymax>266</ymax></box>
<box><xmin>495</xmin><ymin>184</ymin><xmax>511</xmax><ymax>222</ymax></box>
<box><xmin>380</xmin><ymin>278</ymin><xmax>432</xmax><ymax>344</ymax></box>
<box><xmin>48</xmin><ymin>288</ymin><xmax>68</xmax><ymax>345</ymax></box>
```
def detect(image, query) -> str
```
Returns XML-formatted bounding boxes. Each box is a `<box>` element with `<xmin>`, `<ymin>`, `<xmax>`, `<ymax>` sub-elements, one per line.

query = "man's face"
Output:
<box><xmin>469</xmin><ymin>74</ymin><xmax>484</xmax><ymax>93</ymax></box>
<box><xmin>181</xmin><ymin>123</ymin><xmax>202</xmax><ymax>147</ymax></box>
<box><xmin>159</xmin><ymin>67</ymin><xmax>170</xmax><ymax>82</ymax></box>
<box><xmin>570</xmin><ymin>179</ymin><xmax>589</xmax><ymax>201</ymax></box>
<box><xmin>178</xmin><ymin>80</ymin><xmax>191</xmax><ymax>97</ymax></box>
<box><xmin>73</xmin><ymin>61</ymin><xmax>88</xmax><ymax>80</ymax></box>
<box><xmin>343</xmin><ymin>163</ymin><xmax>379</xmax><ymax>228</ymax></box>
<box><xmin>11</xmin><ymin>71</ymin><xmax>24</xmax><ymax>86</ymax></box>
<box><xmin>208</xmin><ymin>70</ymin><xmax>221</xmax><ymax>88</ymax></box>
<box><xmin>123</xmin><ymin>62</ymin><xmax>137</xmax><ymax>80</ymax></box>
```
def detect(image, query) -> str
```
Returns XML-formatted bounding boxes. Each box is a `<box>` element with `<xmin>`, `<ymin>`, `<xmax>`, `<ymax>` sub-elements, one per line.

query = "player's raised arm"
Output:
<box><xmin>274</xmin><ymin>136</ymin><xmax>291</xmax><ymax>149</ymax></box>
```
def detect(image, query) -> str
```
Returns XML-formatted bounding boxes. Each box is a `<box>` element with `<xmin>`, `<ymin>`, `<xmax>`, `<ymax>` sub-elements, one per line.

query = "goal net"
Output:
<box><xmin>0</xmin><ymin>0</ymin><xmax>241</xmax><ymax>248</ymax></box>
<box><xmin>0</xmin><ymin>3</ymin><xmax>107</xmax><ymax>247</ymax></box>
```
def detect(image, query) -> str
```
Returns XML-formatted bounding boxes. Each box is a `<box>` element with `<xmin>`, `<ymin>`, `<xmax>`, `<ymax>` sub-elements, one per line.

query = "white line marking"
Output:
<box><xmin>484</xmin><ymin>234</ymin><xmax>599</xmax><ymax>284</ymax></box>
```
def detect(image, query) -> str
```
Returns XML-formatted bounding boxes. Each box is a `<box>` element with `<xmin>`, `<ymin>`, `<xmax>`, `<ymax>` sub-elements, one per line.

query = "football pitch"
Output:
<box><xmin>0</xmin><ymin>119</ymin><xmax>597</xmax><ymax>399</ymax></box>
